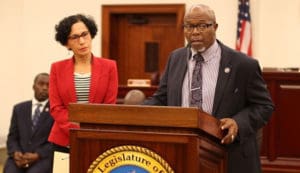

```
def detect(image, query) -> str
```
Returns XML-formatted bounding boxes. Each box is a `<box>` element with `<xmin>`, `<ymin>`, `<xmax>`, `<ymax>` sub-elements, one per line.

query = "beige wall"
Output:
<box><xmin>1</xmin><ymin>0</ymin><xmax>300</xmax><ymax>146</ymax></box>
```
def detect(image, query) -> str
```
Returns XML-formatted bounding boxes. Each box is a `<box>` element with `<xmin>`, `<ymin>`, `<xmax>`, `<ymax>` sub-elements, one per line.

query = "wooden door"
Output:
<box><xmin>102</xmin><ymin>5</ymin><xmax>185</xmax><ymax>85</ymax></box>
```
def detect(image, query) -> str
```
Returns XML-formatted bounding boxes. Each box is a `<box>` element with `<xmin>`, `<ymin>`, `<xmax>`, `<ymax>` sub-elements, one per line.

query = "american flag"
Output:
<box><xmin>236</xmin><ymin>0</ymin><xmax>252</xmax><ymax>56</ymax></box>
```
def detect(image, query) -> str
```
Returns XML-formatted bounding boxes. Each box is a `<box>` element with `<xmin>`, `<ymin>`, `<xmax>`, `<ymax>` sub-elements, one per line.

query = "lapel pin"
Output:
<box><xmin>45</xmin><ymin>107</ymin><xmax>49</xmax><ymax>112</ymax></box>
<box><xmin>234</xmin><ymin>88</ymin><xmax>239</xmax><ymax>93</ymax></box>
<box><xmin>224</xmin><ymin>67</ymin><xmax>230</xmax><ymax>73</ymax></box>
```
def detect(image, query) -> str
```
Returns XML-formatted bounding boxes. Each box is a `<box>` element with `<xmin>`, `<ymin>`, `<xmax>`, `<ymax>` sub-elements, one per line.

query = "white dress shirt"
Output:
<box><xmin>182</xmin><ymin>40</ymin><xmax>221</xmax><ymax>114</ymax></box>
<box><xmin>31</xmin><ymin>98</ymin><xmax>48</xmax><ymax>119</ymax></box>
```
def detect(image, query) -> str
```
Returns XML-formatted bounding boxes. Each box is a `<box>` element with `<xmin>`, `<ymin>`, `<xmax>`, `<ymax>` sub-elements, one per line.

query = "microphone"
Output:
<box><xmin>186</xmin><ymin>45</ymin><xmax>192</xmax><ymax>107</ymax></box>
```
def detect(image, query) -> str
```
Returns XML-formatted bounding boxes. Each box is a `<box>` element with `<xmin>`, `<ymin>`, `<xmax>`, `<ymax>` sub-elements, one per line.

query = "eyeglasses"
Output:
<box><xmin>183</xmin><ymin>23</ymin><xmax>214</xmax><ymax>32</ymax></box>
<box><xmin>68</xmin><ymin>31</ymin><xmax>90</xmax><ymax>41</ymax></box>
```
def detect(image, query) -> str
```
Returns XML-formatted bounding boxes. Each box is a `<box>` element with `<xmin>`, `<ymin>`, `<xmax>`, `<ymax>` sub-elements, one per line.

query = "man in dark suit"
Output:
<box><xmin>4</xmin><ymin>73</ymin><xmax>54</xmax><ymax>173</ymax></box>
<box><xmin>143</xmin><ymin>4</ymin><xmax>274</xmax><ymax>173</ymax></box>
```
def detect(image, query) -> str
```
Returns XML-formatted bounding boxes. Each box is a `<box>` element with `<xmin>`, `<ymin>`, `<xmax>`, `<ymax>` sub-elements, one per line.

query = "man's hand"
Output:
<box><xmin>13</xmin><ymin>151</ymin><xmax>26</xmax><ymax>168</ymax></box>
<box><xmin>13</xmin><ymin>151</ymin><xmax>40</xmax><ymax>168</ymax></box>
<box><xmin>220</xmin><ymin>118</ymin><xmax>238</xmax><ymax>144</ymax></box>
<box><xmin>23</xmin><ymin>152</ymin><xmax>40</xmax><ymax>165</ymax></box>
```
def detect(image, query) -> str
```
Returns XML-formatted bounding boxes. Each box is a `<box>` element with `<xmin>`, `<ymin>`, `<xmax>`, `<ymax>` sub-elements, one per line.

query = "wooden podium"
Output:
<box><xmin>69</xmin><ymin>104</ymin><xmax>227</xmax><ymax>173</ymax></box>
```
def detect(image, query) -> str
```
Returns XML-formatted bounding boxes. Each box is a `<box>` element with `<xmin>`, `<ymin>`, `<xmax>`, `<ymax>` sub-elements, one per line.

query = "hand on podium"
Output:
<box><xmin>220</xmin><ymin>118</ymin><xmax>238</xmax><ymax>144</ymax></box>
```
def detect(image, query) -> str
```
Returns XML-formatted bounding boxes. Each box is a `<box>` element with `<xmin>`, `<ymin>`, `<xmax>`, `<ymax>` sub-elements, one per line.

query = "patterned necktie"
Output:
<box><xmin>32</xmin><ymin>103</ymin><xmax>42</xmax><ymax>130</ymax></box>
<box><xmin>190</xmin><ymin>53</ymin><xmax>204</xmax><ymax>108</ymax></box>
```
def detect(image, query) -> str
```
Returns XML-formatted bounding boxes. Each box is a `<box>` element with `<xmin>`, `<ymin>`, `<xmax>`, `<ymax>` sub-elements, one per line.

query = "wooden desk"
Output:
<box><xmin>261</xmin><ymin>69</ymin><xmax>300</xmax><ymax>173</ymax></box>
<box><xmin>117</xmin><ymin>85</ymin><xmax>158</xmax><ymax>104</ymax></box>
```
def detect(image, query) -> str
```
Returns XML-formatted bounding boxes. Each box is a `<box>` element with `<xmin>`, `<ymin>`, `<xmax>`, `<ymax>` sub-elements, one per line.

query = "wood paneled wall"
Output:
<box><xmin>261</xmin><ymin>69</ymin><xmax>300</xmax><ymax>173</ymax></box>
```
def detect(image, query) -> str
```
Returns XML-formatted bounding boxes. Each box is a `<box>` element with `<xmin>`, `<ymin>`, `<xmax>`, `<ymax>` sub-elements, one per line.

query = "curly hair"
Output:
<box><xmin>55</xmin><ymin>14</ymin><xmax>98</xmax><ymax>46</ymax></box>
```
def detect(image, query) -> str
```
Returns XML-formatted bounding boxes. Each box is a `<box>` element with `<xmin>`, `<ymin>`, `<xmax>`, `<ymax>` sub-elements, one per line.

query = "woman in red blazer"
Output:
<box><xmin>48</xmin><ymin>14</ymin><xmax>118</xmax><ymax>152</ymax></box>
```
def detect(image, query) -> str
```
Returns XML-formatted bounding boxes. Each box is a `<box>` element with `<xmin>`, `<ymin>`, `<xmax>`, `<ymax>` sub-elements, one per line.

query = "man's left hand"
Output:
<box><xmin>220</xmin><ymin>118</ymin><xmax>238</xmax><ymax>144</ymax></box>
<box><xmin>23</xmin><ymin>152</ymin><xmax>40</xmax><ymax>166</ymax></box>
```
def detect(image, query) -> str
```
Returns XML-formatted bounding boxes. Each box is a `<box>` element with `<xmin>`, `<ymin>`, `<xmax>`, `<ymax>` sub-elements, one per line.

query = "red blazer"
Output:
<box><xmin>48</xmin><ymin>56</ymin><xmax>118</xmax><ymax>146</ymax></box>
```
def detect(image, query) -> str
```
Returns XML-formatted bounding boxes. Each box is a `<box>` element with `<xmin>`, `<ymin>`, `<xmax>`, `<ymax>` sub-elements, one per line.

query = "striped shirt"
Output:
<box><xmin>74</xmin><ymin>72</ymin><xmax>91</xmax><ymax>103</ymax></box>
<box><xmin>182</xmin><ymin>40</ymin><xmax>221</xmax><ymax>114</ymax></box>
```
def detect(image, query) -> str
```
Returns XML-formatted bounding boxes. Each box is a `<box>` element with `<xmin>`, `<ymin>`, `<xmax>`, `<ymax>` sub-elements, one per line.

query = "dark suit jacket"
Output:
<box><xmin>48</xmin><ymin>55</ymin><xmax>118</xmax><ymax>147</ymax></box>
<box><xmin>144</xmin><ymin>41</ymin><xmax>274</xmax><ymax>173</ymax></box>
<box><xmin>5</xmin><ymin>100</ymin><xmax>54</xmax><ymax>172</ymax></box>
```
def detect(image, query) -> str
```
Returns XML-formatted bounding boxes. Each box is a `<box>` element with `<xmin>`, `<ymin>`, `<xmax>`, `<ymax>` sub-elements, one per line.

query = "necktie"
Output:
<box><xmin>32</xmin><ymin>104</ymin><xmax>42</xmax><ymax>130</ymax></box>
<box><xmin>190</xmin><ymin>53</ymin><xmax>204</xmax><ymax>108</ymax></box>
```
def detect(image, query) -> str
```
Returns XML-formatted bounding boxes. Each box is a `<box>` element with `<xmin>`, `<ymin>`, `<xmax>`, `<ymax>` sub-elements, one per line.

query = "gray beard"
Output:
<box><xmin>197</xmin><ymin>47</ymin><xmax>206</xmax><ymax>53</ymax></box>
<box><xmin>192</xmin><ymin>47</ymin><xmax>206</xmax><ymax>53</ymax></box>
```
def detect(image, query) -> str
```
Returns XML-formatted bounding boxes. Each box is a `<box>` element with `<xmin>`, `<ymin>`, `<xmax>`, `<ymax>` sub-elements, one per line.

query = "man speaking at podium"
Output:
<box><xmin>143</xmin><ymin>4</ymin><xmax>274</xmax><ymax>173</ymax></box>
